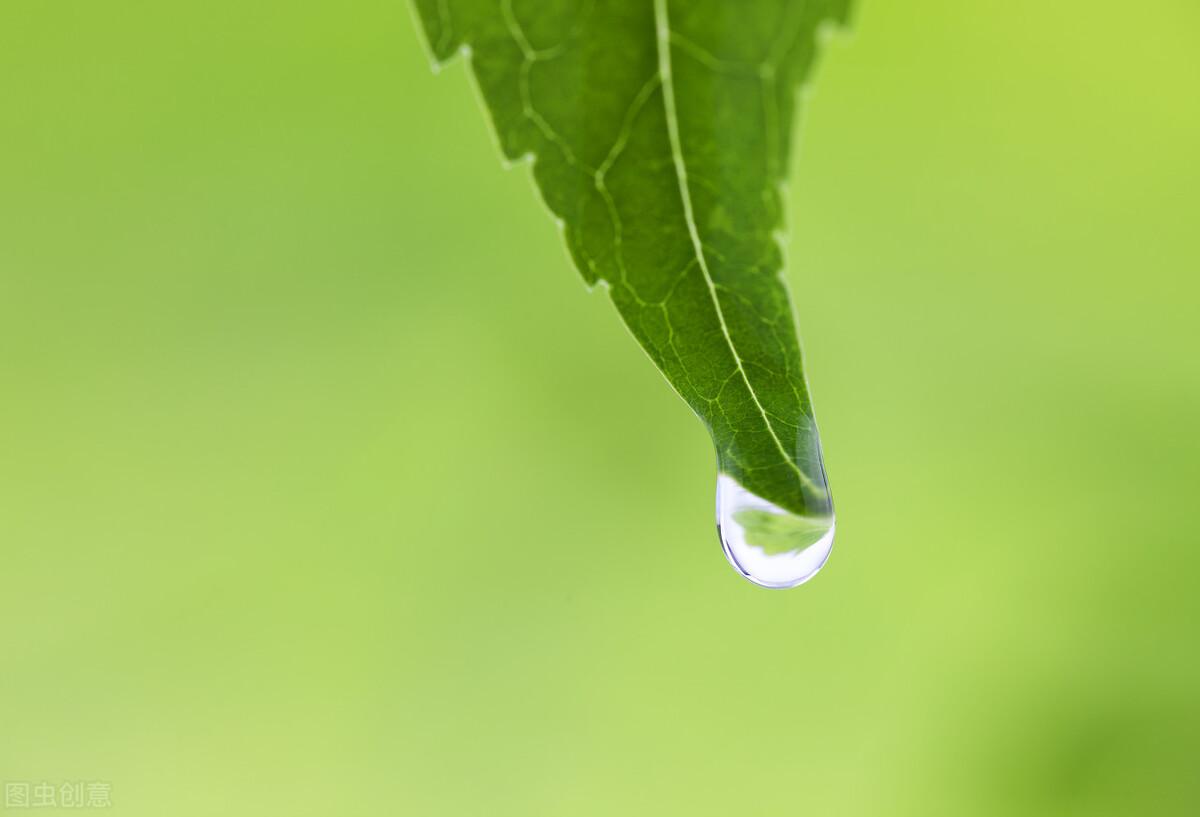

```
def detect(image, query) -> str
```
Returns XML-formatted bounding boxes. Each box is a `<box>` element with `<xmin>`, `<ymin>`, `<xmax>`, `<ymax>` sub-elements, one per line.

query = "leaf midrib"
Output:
<box><xmin>653</xmin><ymin>0</ymin><xmax>819</xmax><ymax>495</ymax></box>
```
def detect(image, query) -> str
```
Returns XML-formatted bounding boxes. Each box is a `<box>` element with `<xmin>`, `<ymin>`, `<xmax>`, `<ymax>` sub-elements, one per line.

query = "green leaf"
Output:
<box><xmin>412</xmin><ymin>0</ymin><xmax>848</xmax><ymax>517</ymax></box>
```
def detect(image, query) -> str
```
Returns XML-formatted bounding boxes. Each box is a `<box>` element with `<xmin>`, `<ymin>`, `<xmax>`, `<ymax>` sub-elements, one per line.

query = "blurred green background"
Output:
<box><xmin>2</xmin><ymin>1</ymin><xmax>1198</xmax><ymax>814</ymax></box>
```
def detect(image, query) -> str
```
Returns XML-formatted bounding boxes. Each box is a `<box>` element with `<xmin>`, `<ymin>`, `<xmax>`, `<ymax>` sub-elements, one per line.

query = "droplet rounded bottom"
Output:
<box><xmin>716</xmin><ymin>474</ymin><xmax>835</xmax><ymax>589</ymax></box>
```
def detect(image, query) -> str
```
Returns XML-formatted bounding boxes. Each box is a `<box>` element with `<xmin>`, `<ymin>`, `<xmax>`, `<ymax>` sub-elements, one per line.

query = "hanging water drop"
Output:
<box><xmin>716</xmin><ymin>474</ymin><xmax>835</xmax><ymax>589</ymax></box>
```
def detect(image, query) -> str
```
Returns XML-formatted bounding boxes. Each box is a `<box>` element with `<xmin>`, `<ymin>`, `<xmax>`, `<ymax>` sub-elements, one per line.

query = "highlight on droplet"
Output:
<box><xmin>716</xmin><ymin>474</ymin><xmax>835</xmax><ymax>589</ymax></box>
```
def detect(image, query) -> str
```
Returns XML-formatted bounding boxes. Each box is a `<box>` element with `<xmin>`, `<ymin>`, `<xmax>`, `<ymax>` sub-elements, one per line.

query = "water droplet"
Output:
<box><xmin>716</xmin><ymin>474</ymin><xmax>835</xmax><ymax>589</ymax></box>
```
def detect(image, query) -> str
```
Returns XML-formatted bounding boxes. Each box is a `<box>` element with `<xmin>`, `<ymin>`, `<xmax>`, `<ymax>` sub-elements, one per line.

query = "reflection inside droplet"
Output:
<box><xmin>716</xmin><ymin>474</ymin><xmax>835</xmax><ymax>589</ymax></box>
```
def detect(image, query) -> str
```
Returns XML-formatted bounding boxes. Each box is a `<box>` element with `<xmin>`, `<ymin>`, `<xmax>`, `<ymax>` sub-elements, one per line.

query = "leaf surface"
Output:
<box><xmin>412</xmin><ymin>0</ymin><xmax>848</xmax><ymax>516</ymax></box>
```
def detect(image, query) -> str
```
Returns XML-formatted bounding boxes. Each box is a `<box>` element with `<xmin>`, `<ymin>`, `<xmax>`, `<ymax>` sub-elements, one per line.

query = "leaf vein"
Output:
<box><xmin>654</xmin><ymin>0</ymin><xmax>819</xmax><ymax>494</ymax></box>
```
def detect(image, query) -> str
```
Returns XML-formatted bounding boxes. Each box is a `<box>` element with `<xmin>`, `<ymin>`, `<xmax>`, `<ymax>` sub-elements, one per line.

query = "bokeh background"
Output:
<box><xmin>2</xmin><ymin>1</ymin><xmax>1197</xmax><ymax>814</ymax></box>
